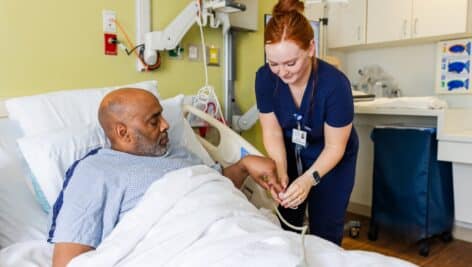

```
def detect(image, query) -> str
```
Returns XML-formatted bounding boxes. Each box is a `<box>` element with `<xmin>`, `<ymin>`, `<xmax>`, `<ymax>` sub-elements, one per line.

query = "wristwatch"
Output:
<box><xmin>311</xmin><ymin>170</ymin><xmax>321</xmax><ymax>186</ymax></box>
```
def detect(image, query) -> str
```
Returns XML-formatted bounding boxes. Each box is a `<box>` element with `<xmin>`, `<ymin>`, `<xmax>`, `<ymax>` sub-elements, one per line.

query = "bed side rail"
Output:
<box><xmin>182</xmin><ymin>104</ymin><xmax>275</xmax><ymax>210</ymax></box>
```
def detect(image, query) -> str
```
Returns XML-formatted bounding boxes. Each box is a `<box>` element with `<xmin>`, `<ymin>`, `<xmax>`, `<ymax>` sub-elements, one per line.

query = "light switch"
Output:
<box><xmin>102</xmin><ymin>10</ymin><xmax>116</xmax><ymax>33</ymax></box>
<box><xmin>188</xmin><ymin>44</ymin><xmax>200</xmax><ymax>61</ymax></box>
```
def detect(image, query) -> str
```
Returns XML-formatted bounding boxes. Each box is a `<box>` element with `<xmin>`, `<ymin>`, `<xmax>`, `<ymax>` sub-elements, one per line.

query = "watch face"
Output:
<box><xmin>312</xmin><ymin>171</ymin><xmax>321</xmax><ymax>184</ymax></box>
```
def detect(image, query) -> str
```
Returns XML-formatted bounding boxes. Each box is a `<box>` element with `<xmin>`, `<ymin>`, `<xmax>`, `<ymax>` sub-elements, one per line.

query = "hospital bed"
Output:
<box><xmin>0</xmin><ymin>83</ymin><xmax>416</xmax><ymax>266</ymax></box>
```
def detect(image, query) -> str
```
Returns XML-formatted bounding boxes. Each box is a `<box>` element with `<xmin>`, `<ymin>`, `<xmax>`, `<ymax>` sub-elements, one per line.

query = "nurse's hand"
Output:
<box><xmin>279</xmin><ymin>175</ymin><xmax>313</xmax><ymax>208</ymax></box>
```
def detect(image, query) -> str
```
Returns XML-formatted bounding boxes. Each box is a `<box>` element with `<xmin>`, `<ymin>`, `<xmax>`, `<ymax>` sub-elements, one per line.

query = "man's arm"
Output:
<box><xmin>223</xmin><ymin>155</ymin><xmax>283</xmax><ymax>202</ymax></box>
<box><xmin>52</xmin><ymin>243</ymin><xmax>93</xmax><ymax>267</ymax></box>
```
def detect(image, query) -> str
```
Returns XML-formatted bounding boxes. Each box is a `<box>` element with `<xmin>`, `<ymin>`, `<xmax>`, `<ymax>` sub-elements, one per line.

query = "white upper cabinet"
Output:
<box><xmin>327</xmin><ymin>0</ymin><xmax>367</xmax><ymax>48</ymax></box>
<box><xmin>367</xmin><ymin>0</ymin><xmax>412</xmax><ymax>43</ymax></box>
<box><xmin>411</xmin><ymin>0</ymin><xmax>469</xmax><ymax>38</ymax></box>
<box><xmin>367</xmin><ymin>0</ymin><xmax>471</xmax><ymax>45</ymax></box>
<box><xmin>327</xmin><ymin>0</ymin><xmax>472</xmax><ymax>48</ymax></box>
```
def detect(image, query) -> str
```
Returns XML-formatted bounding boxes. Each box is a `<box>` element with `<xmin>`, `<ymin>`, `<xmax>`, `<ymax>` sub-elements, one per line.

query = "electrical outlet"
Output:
<box><xmin>102</xmin><ymin>10</ymin><xmax>116</xmax><ymax>33</ymax></box>
<box><xmin>104</xmin><ymin>33</ymin><xmax>117</xmax><ymax>55</ymax></box>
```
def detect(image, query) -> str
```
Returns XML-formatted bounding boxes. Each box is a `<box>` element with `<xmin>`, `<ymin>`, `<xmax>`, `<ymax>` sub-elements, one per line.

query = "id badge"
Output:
<box><xmin>292</xmin><ymin>128</ymin><xmax>307</xmax><ymax>147</ymax></box>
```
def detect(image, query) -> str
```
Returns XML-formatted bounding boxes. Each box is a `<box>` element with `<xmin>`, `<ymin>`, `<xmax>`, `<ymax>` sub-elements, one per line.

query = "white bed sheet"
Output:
<box><xmin>0</xmin><ymin>118</ymin><xmax>48</xmax><ymax>248</ymax></box>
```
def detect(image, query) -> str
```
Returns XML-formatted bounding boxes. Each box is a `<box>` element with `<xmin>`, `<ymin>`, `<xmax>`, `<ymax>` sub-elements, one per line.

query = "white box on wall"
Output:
<box><xmin>229</xmin><ymin>0</ymin><xmax>258</xmax><ymax>31</ymax></box>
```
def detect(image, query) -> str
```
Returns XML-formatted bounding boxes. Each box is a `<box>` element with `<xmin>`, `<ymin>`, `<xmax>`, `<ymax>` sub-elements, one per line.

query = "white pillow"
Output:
<box><xmin>0</xmin><ymin>119</ymin><xmax>49</xmax><ymax>248</ymax></box>
<box><xmin>17</xmin><ymin>123</ymin><xmax>110</xmax><ymax>208</ymax></box>
<box><xmin>6</xmin><ymin>80</ymin><xmax>158</xmax><ymax>137</ymax></box>
<box><xmin>17</xmin><ymin>94</ymin><xmax>214</xmax><ymax>211</ymax></box>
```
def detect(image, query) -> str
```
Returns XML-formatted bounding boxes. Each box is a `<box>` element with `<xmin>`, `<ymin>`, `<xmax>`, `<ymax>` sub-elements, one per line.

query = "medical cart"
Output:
<box><xmin>368</xmin><ymin>126</ymin><xmax>454</xmax><ymax>257</ymax></box>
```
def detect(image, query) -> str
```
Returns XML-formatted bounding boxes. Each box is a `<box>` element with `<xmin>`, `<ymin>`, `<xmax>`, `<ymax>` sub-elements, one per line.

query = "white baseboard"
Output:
<box><xmin>453</xmin><ymin>221</ymin><xmax>472</xmax><ymax>243</ymax></box>
<box><xmin>347</xmin><ymin>202</ymin><xmax>371</xmax><ymax>217</ymax></box>
<box><xmin>347</xmin><ymin>202</ymin><xmax>472</xmax><ymax>243</ymax></box>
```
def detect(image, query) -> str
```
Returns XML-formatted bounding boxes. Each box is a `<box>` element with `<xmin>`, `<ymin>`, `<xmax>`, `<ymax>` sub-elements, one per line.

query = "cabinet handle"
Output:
<box><xmin>413</xmin><ymin>18</ymin><xmax>418</xmax><ymax>36</ymax></box>
<box><xmin>402</xmin><ymin>19</ymin><xmax>408</xmax><ymax>38</ymax></box>
<box><xmin>357</xmin><ymin>26</ymin><xmax>361</xmax><ymax>41</ymax></box>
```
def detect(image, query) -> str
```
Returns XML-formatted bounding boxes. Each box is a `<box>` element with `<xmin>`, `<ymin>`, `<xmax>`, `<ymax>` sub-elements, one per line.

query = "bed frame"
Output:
<box><xmin>0</xmin><ymin>98</ymin><xmax>275</xmax><ymax>210</ymax></box>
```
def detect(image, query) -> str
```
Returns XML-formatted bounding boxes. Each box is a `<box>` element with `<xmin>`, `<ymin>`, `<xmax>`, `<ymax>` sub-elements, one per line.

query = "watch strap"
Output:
<box><xmin>311</xmin><ymin>170</ymin><xmax>321</xmax><ymax>186</ymax></box>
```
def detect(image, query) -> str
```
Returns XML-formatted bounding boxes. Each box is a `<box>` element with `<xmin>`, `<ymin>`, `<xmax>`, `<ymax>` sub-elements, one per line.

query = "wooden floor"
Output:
<box><xmin>342</xmin><ymin>213</ymin><xmax>472</xmax><ymax>267</ymax></box>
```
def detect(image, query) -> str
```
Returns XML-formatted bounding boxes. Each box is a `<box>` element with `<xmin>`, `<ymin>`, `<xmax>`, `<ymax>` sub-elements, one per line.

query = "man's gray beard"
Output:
<box><xmin>133</xmin><ymin>130</ymin><xmax>168</xmax><ymax>157</ymax></box>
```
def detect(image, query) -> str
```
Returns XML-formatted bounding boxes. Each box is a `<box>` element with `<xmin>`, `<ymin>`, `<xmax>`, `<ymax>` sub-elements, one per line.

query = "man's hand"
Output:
<box><xmin>240</xmin><ymin>155</ymin><xmax>284</xmax><ymax>203</ymax></box>
<box><xmin>52</xmin><ymin>243</ymin><xmax>93</xmax><ymax>267</ymax></box>
<box><xmin>278</xmin><ymin>173</ymin><xmax>289</xmax><ymax>192</ymax></box>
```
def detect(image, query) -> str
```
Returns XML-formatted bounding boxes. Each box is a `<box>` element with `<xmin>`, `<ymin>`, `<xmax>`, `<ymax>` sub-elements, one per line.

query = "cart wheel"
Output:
<box><xmin>349</xmin><ymin>225</ymin><xmax>360</xmax><ymax>238</ymax></box>
<box><xmin>419</xmin><ymin>240</ymin><xmax>430</xmax><ymax>257</ymax></box>
<box><xmin>367</xmin><ymin>223</ymin><xmax>378</xmax><ymax>241</ymax></box>
<box><xmin>440</xmin><ymin>232</ymin><xmax>453</xmax><ymax>243</ymax></box>
<box><xmin>346</xmin><ymin>220</ymin><xmax>361</xmax><ymax>239</ymax></box>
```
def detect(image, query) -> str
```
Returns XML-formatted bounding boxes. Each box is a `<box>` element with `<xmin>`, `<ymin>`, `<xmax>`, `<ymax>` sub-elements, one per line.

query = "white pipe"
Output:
<box><xmin>135</xmin><ymin>0</ymin><xmax>151</xmax><ymax>71</ymax></box>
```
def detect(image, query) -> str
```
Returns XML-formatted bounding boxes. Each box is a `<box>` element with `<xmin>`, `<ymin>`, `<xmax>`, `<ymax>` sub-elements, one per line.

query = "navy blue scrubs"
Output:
<box><xmin>255</xmin><ymin>59</ymin><xmax>359</xmax><ymax>245</ymax></box>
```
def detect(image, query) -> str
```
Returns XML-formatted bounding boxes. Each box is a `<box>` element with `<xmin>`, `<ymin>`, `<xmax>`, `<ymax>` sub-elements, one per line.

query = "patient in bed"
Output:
<box><xmin>48</xmin><ymin>88</ymin><xmax>283</xmax><ymax>267</ymax></box>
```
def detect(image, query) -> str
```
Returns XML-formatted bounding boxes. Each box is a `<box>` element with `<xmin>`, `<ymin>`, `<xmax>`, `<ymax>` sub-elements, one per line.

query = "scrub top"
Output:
<box><xmin>255</xmin><ymin>59</ymin><xmax>358</xmax><ymax>170</ymax></box>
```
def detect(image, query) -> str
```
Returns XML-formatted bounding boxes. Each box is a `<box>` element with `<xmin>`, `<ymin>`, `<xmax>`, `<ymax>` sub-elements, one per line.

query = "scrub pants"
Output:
<box><xmin>278</xmin><ymin>152</ymin><xmax>357</xmax><ymax>245</ymax></box>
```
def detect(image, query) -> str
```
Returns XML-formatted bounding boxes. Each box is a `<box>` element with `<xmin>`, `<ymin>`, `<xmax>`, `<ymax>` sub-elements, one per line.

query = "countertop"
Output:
<box><xmin>355</xmin><ymin>104</ymin><xmax>443</xmax><ymax>117</ymax></box>
<box><xmin>353</xmin><ymin>99</ymin><xmax>472</xmax><ymax>143</ymax></box>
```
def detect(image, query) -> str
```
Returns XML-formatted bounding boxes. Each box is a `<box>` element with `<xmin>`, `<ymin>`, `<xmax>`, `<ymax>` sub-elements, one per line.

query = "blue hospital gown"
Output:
<box><xmin>48</xmin><ymin>145</ymin><xmax>212</xmax><ymax>248</ymax></box>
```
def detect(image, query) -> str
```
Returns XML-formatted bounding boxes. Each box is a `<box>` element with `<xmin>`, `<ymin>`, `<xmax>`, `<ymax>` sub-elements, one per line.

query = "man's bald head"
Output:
<box><xmin>98</xmin><ymin>88</ymin><xmax>157</xmax><ymax>139</ymax></box>
<box><xmin>98</xmin><ymin>88</ymin><xmax>169</xmax><ymax>156</ymax></box>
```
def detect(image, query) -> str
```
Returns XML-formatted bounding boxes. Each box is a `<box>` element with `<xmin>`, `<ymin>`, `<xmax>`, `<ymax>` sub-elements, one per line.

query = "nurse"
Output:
<box><xmin>255</xmin><ymin>0</ymin><xmax>359</xmax><ymax>245</ymax></box>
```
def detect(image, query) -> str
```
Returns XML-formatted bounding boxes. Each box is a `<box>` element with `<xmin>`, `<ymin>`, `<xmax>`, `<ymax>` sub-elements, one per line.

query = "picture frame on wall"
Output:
<box><xmin>436</xmin><ymin>38</ymin><xmax>472</xmax><ymax>94</ymax></box>
<box><xmin>263</xmin><ymin>14</ymin><xmax>321</xmax><ymax>63</ymax></box>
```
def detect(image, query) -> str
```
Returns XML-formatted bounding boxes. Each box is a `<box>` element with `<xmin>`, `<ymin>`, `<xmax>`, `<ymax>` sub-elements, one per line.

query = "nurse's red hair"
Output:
<box><xmin>265</xmin><ymin>0</ymin><xmax>314</xmax><ymax>51</ymax></box>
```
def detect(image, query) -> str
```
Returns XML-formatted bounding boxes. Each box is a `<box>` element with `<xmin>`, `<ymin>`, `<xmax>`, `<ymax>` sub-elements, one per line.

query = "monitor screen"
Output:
<box><xmin>264</xmin><ymin>14</ymin><xmax>321</xmax><ymax>63</ymax></box>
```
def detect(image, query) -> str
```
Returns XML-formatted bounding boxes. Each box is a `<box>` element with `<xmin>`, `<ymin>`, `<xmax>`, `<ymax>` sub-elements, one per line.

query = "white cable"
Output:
<box><xmin>197</xmin><ymin>6</ymin><xmax>209</xmax><ymax>87</ymax></box>
<box><xmin>273</xmin><ymin>204</ymin><xmax>308</xmax><ymax>266</ymax></box>
<box><xmin>195</xmin><ymin>0</ymin><xmax>226</xmax><ymax>124</ymax></box>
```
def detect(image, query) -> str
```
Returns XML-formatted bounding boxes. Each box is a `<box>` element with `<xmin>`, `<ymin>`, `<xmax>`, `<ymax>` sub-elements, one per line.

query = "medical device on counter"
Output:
<box><xmin>355</xmin><ymin>65</ymin><xmax>401</xmax><ymax>98</ymax></box>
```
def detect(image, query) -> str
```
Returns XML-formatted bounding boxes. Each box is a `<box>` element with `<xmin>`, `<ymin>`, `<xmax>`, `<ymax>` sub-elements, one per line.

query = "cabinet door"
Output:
<box><xmin>412</xmin><ymin>0</ymin><xmax>469</xmax><ymax>38</ymax></box>
<box><xmin>327</xmin><ymin>0</ymin><xmax>366</xmax><ymax>48</ymax></box>
<box><xmin>367</xmin><ymin>0</ymin><xmax>412</xmax><ymax>43</ymax></box>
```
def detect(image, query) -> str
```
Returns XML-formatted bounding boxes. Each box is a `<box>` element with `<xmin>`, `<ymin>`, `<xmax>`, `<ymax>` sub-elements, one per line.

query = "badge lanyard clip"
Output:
<box><xmin>292</xmin><ymin>113</ymin><xmax>306</xmax><ymax>176</ymax></box>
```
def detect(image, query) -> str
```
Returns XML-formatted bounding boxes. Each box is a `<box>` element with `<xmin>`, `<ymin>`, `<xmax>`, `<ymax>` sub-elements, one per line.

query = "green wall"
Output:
<box><xmin>0</xmin><ymin>0</ymin><xmax>277</xmax><ymax>151</ymax></box>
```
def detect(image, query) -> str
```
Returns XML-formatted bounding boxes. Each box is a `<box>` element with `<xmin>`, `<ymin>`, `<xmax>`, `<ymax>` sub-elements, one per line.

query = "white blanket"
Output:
<box><xmin>67</xmin><ymin>165</ymin><xmax>415</xmax><ymax>267</ymax></box>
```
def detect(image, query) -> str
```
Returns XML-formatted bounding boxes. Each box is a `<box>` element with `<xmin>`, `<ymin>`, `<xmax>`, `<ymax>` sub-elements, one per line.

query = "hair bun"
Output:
<box><xmin>272</xmin><ymin>0</ymin><xmax>305</xmax><ymax>16</ymax></box>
